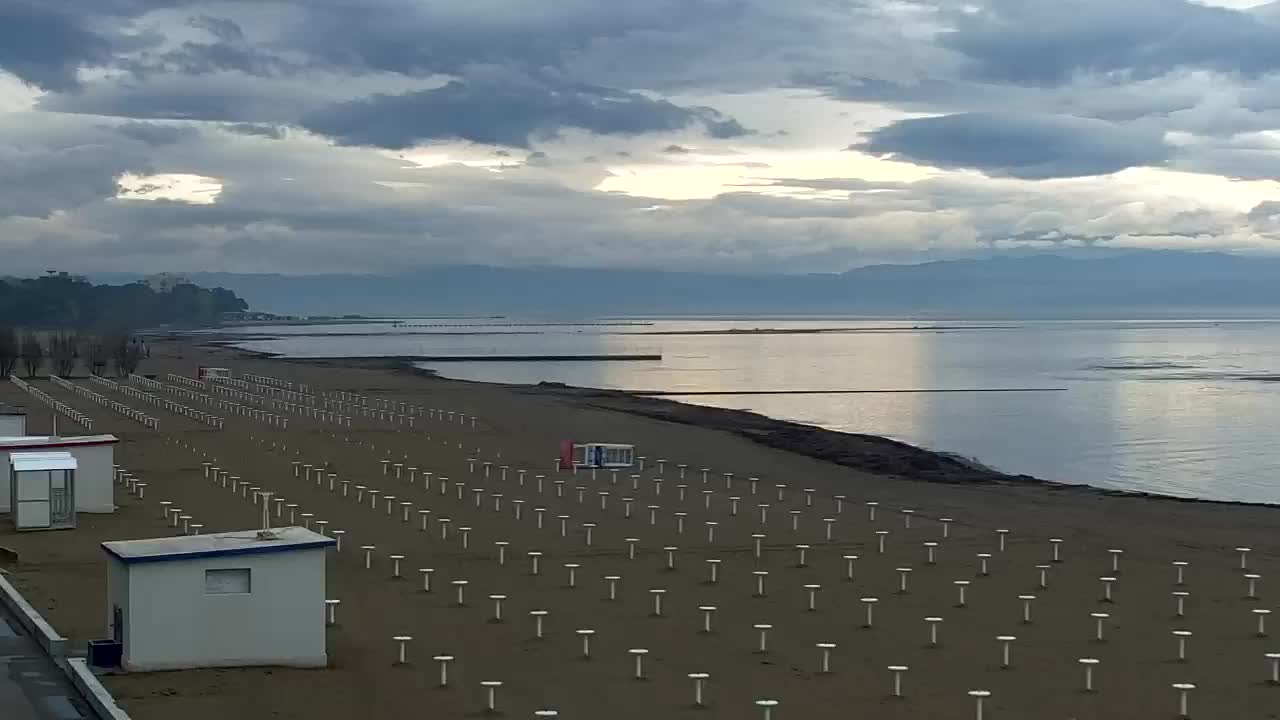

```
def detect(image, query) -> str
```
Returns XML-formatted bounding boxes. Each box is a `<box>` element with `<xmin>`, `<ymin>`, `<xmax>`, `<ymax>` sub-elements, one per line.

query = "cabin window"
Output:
<box><xmin>204</xmin><ymin>568</ymin><xmax>252</xmax><ymax>594</ymax></box>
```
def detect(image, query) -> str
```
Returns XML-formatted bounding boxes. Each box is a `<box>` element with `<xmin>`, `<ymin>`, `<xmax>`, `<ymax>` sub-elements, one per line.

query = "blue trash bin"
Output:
<box><xmin>87</xmin><ymin>639</ymin><xmax>122</xmax><ymax>668</ymax></box>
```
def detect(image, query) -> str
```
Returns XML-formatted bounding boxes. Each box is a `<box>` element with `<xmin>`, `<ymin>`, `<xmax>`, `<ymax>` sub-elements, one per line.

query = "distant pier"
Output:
<box><xmin>293</xmin><ymin>354</ymin><xmax>663</xmax><ymax>362</ymax></box>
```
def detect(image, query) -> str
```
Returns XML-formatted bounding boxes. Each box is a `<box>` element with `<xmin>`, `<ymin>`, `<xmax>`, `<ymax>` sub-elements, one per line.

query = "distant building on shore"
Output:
<box><xmin>143</xmin><ymin>272</ymin><xmax>193</xmax><ymax>293</ymax></box>
<box><xmin>220</xmin><ymin>311</ymin><xmax>302</xmax><ymax>322</ymax></box>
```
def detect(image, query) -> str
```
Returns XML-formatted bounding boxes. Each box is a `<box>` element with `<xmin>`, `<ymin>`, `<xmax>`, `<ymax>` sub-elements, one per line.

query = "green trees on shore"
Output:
<box><xmin>0</xmin><ymin>274</ymin><xmax>244</xmax><ymax>378</ymax></box>
<box><xmin>0</xmin><ymin>273</ymin><xmax>247</xmax><ymax>329</ymax></box>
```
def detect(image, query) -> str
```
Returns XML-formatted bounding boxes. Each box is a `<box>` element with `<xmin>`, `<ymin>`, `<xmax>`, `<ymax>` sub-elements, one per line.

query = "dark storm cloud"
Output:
<box><xmin>188</xmin><ymin>15</ymin><xmax>245</xmax><ymax>43</ymax></box>
<box><xmin>120</xmin><ymin>13</ymin><xmax>295</xmax><ymax>78</ymax></box>
<box><xmin>277</xmin><ymin>1</ymin><xmax>743</xmax><ymax>79</ymax></box>
<box><xmin>941</xmin><ymin>0</ymin><xmax>1280</xmax><ymax>87</ymax></box>
<box><xmin>17</xmin><ymin>1</ymin><xmax>752</xmax><ymax>146</ymax></box>
<box><xmin>0</xmin><ymin>2</ymin><xmax>112</xmax><ymax>90</ymax></box>
<box><xmin>859</xmin><ymin>113</ymin><xmax>1170</xmax><ymax>179</ymax></box>
<box><xmin>302</xmin><ymin>74</ymin><xmax>751</xmax><ymax>149</ymax></box>
<box><xmin>114</xmin><ymin>121</ymin><xmax>196</xmax><ymax>146</ymax></box>
<box><xmin>129</xmin><ymin>41</ymin><xmax>294</xmax><ymax>77</ymax></box>
<box><xmin>40</xmin><ymin>73</ymin><xmax>308</xmax><ymax>122</ymax></box>
<box><xmin>222</xmin><ymin>123</ymin><xmax>288</xmax><ymax>140</ymax></box>
<box><xmin>4</xmin><ymin>0</ymin><xmax>764</xmax><ymax>89</ymax></box>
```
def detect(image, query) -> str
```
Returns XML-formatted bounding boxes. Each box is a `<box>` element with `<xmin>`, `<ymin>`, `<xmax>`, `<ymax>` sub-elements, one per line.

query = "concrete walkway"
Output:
<box><xmin>0</xmin><ymin>608</ymin><xmax>95</xmax><ymax>720</ymax></box>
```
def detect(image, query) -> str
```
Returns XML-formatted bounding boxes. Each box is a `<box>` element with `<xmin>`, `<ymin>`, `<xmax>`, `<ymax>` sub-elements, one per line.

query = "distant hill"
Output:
<box><xmin>1</xmin><ymin>274</ymin><xmax>248</xmax><ymax>330</ymax></box>
<box><xmin>89</xmin><ymin>252</ymin><xmax>1280</xmax><ymax>318</ymax></box>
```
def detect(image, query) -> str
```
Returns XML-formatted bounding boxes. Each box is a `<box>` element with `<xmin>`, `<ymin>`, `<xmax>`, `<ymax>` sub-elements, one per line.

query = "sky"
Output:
<box><xmin>5</xmin><ymin>0</ymin><xmax>1280</xmax><ymax>275</ymax></box>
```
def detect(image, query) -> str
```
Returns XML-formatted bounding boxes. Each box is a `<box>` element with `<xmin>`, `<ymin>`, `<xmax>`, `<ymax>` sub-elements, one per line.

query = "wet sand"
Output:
<box><xmin>0</xmin><ymin>338</ymin><xmax>1277</xmax><ymax>720</ymax></box>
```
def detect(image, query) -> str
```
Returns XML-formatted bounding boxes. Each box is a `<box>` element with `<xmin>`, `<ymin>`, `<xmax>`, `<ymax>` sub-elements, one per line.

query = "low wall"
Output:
<box><xmin>67</xmin><ymin>658</ymin><xmax>132</xmax><ymax>720</ymax></box>
<box><xmin>0</xmin><ymin>572</ymin><xmax>132</xmax><ymax>719</ymax></box>
<box><xmin>0</xmin><ymin>572</ymin><xmax>66</xmax><ymax>656</ymax></box>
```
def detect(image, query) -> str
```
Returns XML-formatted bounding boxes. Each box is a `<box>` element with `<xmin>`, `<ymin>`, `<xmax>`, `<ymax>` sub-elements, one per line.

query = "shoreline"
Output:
<box><xmin>209</xmin><ymin>340</ymin><xmax>1280</xmax><ymax>510</ymax></box>
<box><xmin>4</xmin><ymin>336</ymin><xmax>1278</xmax><ymax>720</ymax></box>
<box><xmin>168</xmin><ymin>324</ymin><xmax>1021</xmax><ymax>340</ymax></box>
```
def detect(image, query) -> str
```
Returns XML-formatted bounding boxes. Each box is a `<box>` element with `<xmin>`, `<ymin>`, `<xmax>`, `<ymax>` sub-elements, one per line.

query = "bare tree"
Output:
<box><xmin>72</xmin><ymin>332</ymin><xmax>86</xmax><ymax>364</ymax></box>
<box><xmin>20</xmin><ymin>332</ymin><xmax>44</xmax><ymax>378</ymax></box>
<box><xmin>0</xmin><ymin>327</ymin><xmax>17</xmax><ymax>378</ymax></box>
<box><xmin>49</xmin><ymin>332</ymin><xmax>78</xmax><ymax>377</ymax></box>
<box><xmin>110</xmin><ymin>335</ymin><xmax>143</xmax><ymax>377</ymax></box>
<box><xmin>87</xmin><ymin>337</ymin><xmax>108</xmax><ymax>376</ymax></box>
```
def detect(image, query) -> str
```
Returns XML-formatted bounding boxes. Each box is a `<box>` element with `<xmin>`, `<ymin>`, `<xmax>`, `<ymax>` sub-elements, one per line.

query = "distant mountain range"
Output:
<box><xmin>90</xmin><ymin>252</ymin><xmax>1280</xmax><ymax>318</ymax></box>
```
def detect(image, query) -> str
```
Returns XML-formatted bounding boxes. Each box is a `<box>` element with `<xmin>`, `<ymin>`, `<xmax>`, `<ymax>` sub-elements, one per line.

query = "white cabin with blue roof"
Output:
<box><xmin>102</xmin><ymin>526</ymin><xmax>334</xmax><ymax>671</ymax></box>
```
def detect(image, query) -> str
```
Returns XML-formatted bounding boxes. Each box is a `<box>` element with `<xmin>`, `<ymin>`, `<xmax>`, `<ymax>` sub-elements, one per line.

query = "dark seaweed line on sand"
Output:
<box><xmin>629</xmin><ymin>388</ymin><xmax>1066</xmax><ymax>396</ymax></box>
<box><xmin>518</xmin><ymin>383</ymin><xmax>1280</xmax><ymax>509</ymax></box>
<box><xmin>196</xmin><ymin>342</ymin><xmax>1279</xmax><ymax>509</ymax></box>
<box><xmin>189</xmin><ymin>342</ymin><xmax>660</xmax><ymax>363</ymax></box>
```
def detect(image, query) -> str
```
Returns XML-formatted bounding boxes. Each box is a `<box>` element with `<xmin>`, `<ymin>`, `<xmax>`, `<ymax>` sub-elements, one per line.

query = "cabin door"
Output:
<box><xmin>49</xmin><ymin>470</ymin><xmax>73</xmax><ymax>526</ymax></box>
<box><xmin>112</xmin><ymin>606</ymin><xmax>124</xmax><ymax>643</ymax></box>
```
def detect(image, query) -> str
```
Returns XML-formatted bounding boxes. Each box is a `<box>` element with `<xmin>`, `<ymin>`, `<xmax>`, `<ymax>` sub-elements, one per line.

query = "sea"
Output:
<box><xmin>217</xmin><ymin>317</ymin><xmax>1280</xmax><ymax>505</ymax></box>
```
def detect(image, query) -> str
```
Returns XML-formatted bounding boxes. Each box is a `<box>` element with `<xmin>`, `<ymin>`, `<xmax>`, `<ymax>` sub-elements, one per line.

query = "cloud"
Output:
<box><xmin>188</xmin><ymin>15</ymin><xmax>246</xmax><ymax>44</ymax></box>
<box><xmin>114</xmin><ymin>121</ymin><xmax>196</xmax><ymax>146</ymax></box>
<box><xmin>0</xmin><ymin>113</ymin><xmax>153</xmax><ymax>218</ymax></box>
<box><xmin>940</xmin><ymin>0</ymin><xmax>1280</xmax><ymax>87</ymax></box>
<box><xmin>41</xmin><ymin>72</ymin><xmax>292</xmax><ymax>122</ymax></box>
<box><xmin>222</xmin><ymin>123</ymin><xmax>288</xmax><ymax>140</ymax></box>
<box><xmin>302</xmin><ymin>71</ymin><xmax>750</xmax><ymax>149</ymax></box>
<box><xmin>37</xmin><ymin>68</ymin><xmax>434</xmax><ymax>123</ymax></box>
<box><xmin>122</xmin><ymin>12</ymin><xmax>297</xmax><ymax>79</ymax></box>
<box><xmin>0</xmin><ymin>2</ymin><xmax>112</xmax><ymax>90</ymax></box>
<box><xmin>860</xmin><ymin>113</ymin><xmax>1171</xmax><ymax>178</ymax></box>
<box><xmin>7</xmin><ymin>0</ymin><xmax>1280</xmax><ymax>277</ymax></box>
<box><xmin>278</xmin><ymin>0</ymin><xmax>765</xmax><ymax>81</ymax></box>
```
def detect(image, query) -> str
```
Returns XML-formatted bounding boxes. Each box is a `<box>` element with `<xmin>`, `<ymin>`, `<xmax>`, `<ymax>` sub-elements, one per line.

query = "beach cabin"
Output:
<box><xmin>101</xmin><ymin>527</ymin><xmax>335</xmax><ymax>671</ymax></box>
<box><xmin>197</xmin><ymin>366</ymin><xmax>231</xmax><ymax>381</ymax></box>
<box><xmin>0</xmin><ymin>402</ymin><xmax>25</xmax><ymax>437</ymax></box>
<box><xmin>0</xmin><ymin>435</ymin><xmax>119</xmax><ymax>514</ymax></box>
<box><xmin>8</xmin><ymin>451</ymin><xmax>77</xmax><ymax>531</ymax></box>
<box><xmin>561</xmin><ymin>440</ymin><xmax>636</xmax><ymax>469</ymax></box>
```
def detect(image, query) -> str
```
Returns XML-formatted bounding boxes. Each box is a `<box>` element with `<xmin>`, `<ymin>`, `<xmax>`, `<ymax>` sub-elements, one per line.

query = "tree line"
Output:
<box><xmin>0</xmin><ymin>329</ymin><xmax>145</xmax><ymax>379</ymax></box>
<box><xmin>0</xmin><ymin>273</ymin><xmax>248</xmax><ymax>329</ymax></box>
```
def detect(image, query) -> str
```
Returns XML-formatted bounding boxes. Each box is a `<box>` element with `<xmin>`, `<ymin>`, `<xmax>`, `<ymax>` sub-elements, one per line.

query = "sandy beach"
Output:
<box><xmin>1</xmin><ymin>337</ymin><xmax>1277</xmax><ymax>720</ymax></box>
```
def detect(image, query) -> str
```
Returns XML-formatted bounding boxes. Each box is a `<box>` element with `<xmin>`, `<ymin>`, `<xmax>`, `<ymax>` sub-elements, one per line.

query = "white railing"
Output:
<box><xmin>128</xmin><ymin>374</ymin><xmax>165</xmax><ymax>392</ymax></box>
<box><xmin>158</xmin><ymin>375</ymin><xmax>287</xmax><ymax>430</ymax></box>
<box><xmin>49</xmin><ymin>375</ymin><xmax>158</xmax><ymax>429</ymax></box>
<box><xmin>8</xmin><ymin>376</ymin><xmax>94</xmax><ymax>430</ymax></box>
<box><xmin>168</xmin><ymin>373</ymin><xmax>207</xmax><ymax>391</ymax></box>
<box><xmin>242</xmin><ymin>372</ymin><xmax>303</xmax><ymax>391</ymax></box>
<box><xmin>119</xmin><ymin>382</ymin><xmax>224</xmax><ymax>429</ymax></box>
<box><xmin>317</xmin><ymin>389</ymin><xmax>480</xmax><ymax>429</ymax></box>
<box><xmin>87</xmin><ymin>374</ymin><xmax>119</xmax><ymax>392</ymax></box>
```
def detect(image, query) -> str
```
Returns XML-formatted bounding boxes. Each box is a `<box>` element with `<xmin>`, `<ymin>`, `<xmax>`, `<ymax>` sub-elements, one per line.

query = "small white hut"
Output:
<box><xmin>0</xmin><ymin>435</ymin><xmax>118</xmax><ymax>514</ymax></box>
<box><xmin>102</xmin><ymin>526</ymin><xmax>334</xmax><ymax>671</ymax></box>
<box><xmin>8</xmin><ymin>451</ymin><xmax>77</xmax><ymax>531</ymax></box>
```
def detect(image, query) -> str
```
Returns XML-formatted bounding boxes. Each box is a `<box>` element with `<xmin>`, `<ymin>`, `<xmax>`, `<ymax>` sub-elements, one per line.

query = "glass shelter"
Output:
<box><xmin>8</xmin><ymin>451</ymin><xmax>77</xmax><ymax>531</ymax></box>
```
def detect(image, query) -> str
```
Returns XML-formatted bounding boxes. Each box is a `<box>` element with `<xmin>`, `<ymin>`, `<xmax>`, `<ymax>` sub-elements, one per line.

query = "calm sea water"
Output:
<box><xmin>223</xmin><ymin>318</ymin><xmax>1280</xmax><ymax>504</ymax></box>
